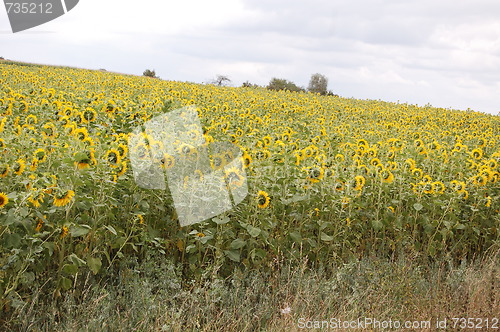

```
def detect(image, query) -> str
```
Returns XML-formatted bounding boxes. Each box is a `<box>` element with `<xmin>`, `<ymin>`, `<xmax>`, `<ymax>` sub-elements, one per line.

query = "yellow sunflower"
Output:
<box><xmin>161</xmin><ymin>153</ymin><xmax>175</xmax><ymax>169</ymax></box>
<box><xmin>225</xmin><ymin>167</ymin><xmax>245</xmax><ymax>188</ymax></box>
<box><xmin>0</xmin><ymin>192</ymin><xmax>9</xmax><ymax>208</ymax></box>
<box><xmin>28</xmin><ymin>190</ymin><xmax>45</xmax><ymax>208</ymax></box>
<box><xmin>33</xmin><ymin>148</ymin><xmax>47</xmax><ymax>163</ymax></box>
<box><xmin>53</xmin><ymin>190</ymin><xmax>75</xmax><ymax>207</ymax></box>
<box><xmin>242</xmin><ymin>152</ymin><xmax>252</xmax><ymax>168</ymax></box>
<box><xmin>0</xmin><ymin>164</ymin><xmax>9</xmax><ymax>178</ymax></box>
<box><xmin>13</xmin><ymin>159</ymin><xmax>26</xmax><ymax>176</ymax></box>
<box><xmin>354</xmin><ymin>175</ymin><xmax>366</xmax><ymax>191</ymax></box>
<box><xmin>106</xmin><ymin>148</ymin><xmax>121</xmax><ymax>168</ymax></box>
<box><xmin>380</xmin><ymin>169</ymin><xmax>394</xmax><ymax>183</ymax></box>
<box><xmin>256</xmin><ymin>190</ymin><xmax>271</xmax><ymax>209</ymax></box>
<box><xmin>117</xmin><ymin>161</ymin><xmax>128</xmax><ymax>176</ymax></box>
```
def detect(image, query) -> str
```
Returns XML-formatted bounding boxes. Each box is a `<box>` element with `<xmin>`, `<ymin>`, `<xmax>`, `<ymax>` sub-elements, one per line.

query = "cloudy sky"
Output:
<box><xmin>1</xmin><ymin>0</ymin><xmax>500</xmax><ymax>114</ymax></box>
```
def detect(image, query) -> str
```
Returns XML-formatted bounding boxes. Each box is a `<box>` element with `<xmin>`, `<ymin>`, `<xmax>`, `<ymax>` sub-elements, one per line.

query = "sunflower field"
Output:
<box><xmin>0</xmin><ymin>62</ymin><xmax>499</xmax><ymax>309</ymax></box>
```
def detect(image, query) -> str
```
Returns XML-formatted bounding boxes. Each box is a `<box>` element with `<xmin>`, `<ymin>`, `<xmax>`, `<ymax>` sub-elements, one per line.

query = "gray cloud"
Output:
<box><xmin>0</xmin><ymin>0</ymin><xmax>499</xmax><ymax>113</ymax></box>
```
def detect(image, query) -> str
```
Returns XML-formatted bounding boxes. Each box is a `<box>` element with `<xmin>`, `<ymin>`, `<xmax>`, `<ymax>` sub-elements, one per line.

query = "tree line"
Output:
<box><xmin>143</xmin><ymin>70</ymin><xmax>335</xmax><ymax>96</ymax></box>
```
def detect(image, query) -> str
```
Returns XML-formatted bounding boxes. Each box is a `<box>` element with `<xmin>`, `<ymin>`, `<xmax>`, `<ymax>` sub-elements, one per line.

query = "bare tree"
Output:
<box><xmin>211</xmin><ymin>75</ymin><xmax>231</xmax><ymax>86</ymax></box>
<box><xmin>307</xmin><ymin>73</ymin><xmax>328</xmax><ymax>95</ymax></box>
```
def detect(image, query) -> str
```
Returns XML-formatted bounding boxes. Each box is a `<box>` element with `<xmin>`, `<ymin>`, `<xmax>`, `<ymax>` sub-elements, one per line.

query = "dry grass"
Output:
<box><xmin>4</xmin><ymin>251</ymin><xmax>498</xmax><ymax>331</ymax></box>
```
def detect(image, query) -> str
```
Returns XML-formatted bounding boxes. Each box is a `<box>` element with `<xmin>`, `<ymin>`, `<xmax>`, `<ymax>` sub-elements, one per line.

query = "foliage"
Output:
<box><xmin>143</xmin><ymin>69</ymin><xmax>158</xmax><ymax>78</ymax></box>
<box><xmin>3</xmin><ymin>251</ymin><xmax>498</xmax><ymax>331</ymax></box>
<box><xmin>307</xmin><ymin>73</ymin><xmax>329</xmax><ymax>95</ymax></box>
<box><xmin>266</xmin><ymin>78</ymin><xmax>305</xmax><ymax>92</ymax></box>
<box><xmin>0</xmin><ymin>63</ymin><xmax>499</xmax><ymax>313</ymax></box>
<box><xmin>241</xmin><ymin>81</ymin><xmax>260</xmax><ymax>88</ymax></box>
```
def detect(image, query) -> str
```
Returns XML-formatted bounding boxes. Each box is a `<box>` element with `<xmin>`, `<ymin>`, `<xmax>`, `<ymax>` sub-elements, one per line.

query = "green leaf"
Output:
<box><xmin>371</xmin><ymin>220</ymin><xmax>384</xmax><ymax>231</ymax></box>
<box><xmin>3</xmin><ymin>209</ymin><xmax>17</xmax><ymax>226</ymax></box>
<box><xmin>67</xmin><ymin>253</ymin><xmax>86</xmax><ymax>267</ymax></box>
<box><xmin>73</xmin><ymin>152</ymin><xmax>89</xmax><ymax>162</ymax></box>
<box><xmin>230</xmin><ymin>238</ymin><xmax>246</xmax><ymax>250</ymax></box>
<box><xmin>213</xmin><ymin>216</ymin><xmax>230</xmax><ymax>224</ymax></box>
<box><xmin>62</xmin><ymin>264</ymin><xmax>79</xmax><ymax>276</ymax></box>
<box><xmin>247</xmin><ymin>225</ymin><xmax>261</xmax><ymax>238</ymax></box>
<box><xmin>87</xmin><ymin>257</ymin><xmax>102</xmax><ymax>275</ymax></box>
<box><xmin>103</xmin><ymin>225</ymin><xmax>117</xmax><ymax>235</ymax></box>
<box><xmin>320</xmin><ymin>232</ymin><xmax>334</xmax><ymax>242</ymax></box>
<box><xmin>224</xmin><ymin>249</ymin><xmax>241</xmax><ymax>262</ymax></box>
<box><xmin>289</xmin><ymin>231</ymin><xmax>302</xmax><ymax>242</ymax></box>
<box><xmin>70</xmin><ymin>225</ymin><xmax>91</xmax><ymax>237</ymax></box>
<box><xmin>3</xmin><ymin>233</ymin><xmax>21</xmax><ymax>248</ymax></box>
<box><xmin>413</xmin><ymin>203</ymin><xmax>423</xmax><ymax>211</ymax></box>
<box><xmin>43</xmin><ymin>242</ymin><xmax>54</xmax><ymax>256</ymax></box>
<box><xmin>60</xmin><ymin>277</ymin><xmax>72</xmax><ymax>290</ymax></box>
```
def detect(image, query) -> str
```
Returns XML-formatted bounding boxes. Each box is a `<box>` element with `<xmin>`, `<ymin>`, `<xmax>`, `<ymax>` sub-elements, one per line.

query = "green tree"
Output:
<box><xmin>242</xmin><ymin>81</ymin><xmax>260</xmax><ymax>88</ymax></box>
<box><xmin>307</xmin><ymin>73</ymin><xmax>328</xmax><ymax>95</ymax></box>
<box><xmin>143</xmin><ymin>69</ymin><xmax>159</xmax><ymax>78</ymax></box>
<box><xmin>267</xmin><ymin>78</ymin><xmax>305</xmax><ymax>92</ymax></box>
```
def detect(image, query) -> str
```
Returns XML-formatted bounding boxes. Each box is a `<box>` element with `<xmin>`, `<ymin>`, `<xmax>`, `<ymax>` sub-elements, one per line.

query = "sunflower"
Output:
<box><xmin>33</xmin><ymin>148</ymin><xmax>47</xmax><ymax>162</ymax></box>
<box><xmin>380</xmin><ymin>169</ymin><xmax>394</xmax><ymax>183</ymax></box>
<box><xmin>193</xmin><ymin>169</ymin><xmax>204</xmax><ymax>182</ymax></box>
<box><xmin>117</xmin><ymin>143</ymin><xmax>128</xmax><ymax>158</ymax></box>
<box><xmin>106</xmin><ymin>148</ymin><xmax>121</xmax><ymax>168</ymax></box>
<box><xmin>117</xmin><ymin>161</ymin><xmax>128</xmax><ymax>176</ymax></box>
<box><xmin>293</xmin><ymin>151</ymin><xmax>303</xmax><ymax>166</ymax></box>
<box><xmin>28</xmin><ymin>190</ymin><xmax>45</xmax><ymax>208</ymax></box>
<box><xmin>404</xmin><ymin>158</ymin><xmax>416</xmax><ymax>170</ymax></box>
<box><xmin>83</xmin><ymin>107</ymin><xmax>97</xmax><ymax>122</ymax></box>
<box><xmin>0</xmin><ymin>192</ymin><xmax>8</xmax><ymax>208</ymax></box>
<box><xmin>459</xmin><ymin>190</ymin><xmax>469</xmax><ymax>200</ymax></box>
<box><xmin>242</xmin><ymin>152</ymin><xmax>252</xmax><ymax>168</ymax></box>
<box><xmin>161</xmin><ymin>153</ymin><xmax>175</xmax><ymax>169</ymax></box>
<box><xmin>42</xmin><ymin>122</ymin><xmax>56</xmax><ymax>139</ymax></box>
<box><xmin>60</xmin><ymin>225</ymin><xmax>69</xmax><ymax>238</ymax></box>
<box><xmin>225</xmin><ymin>167</ymin><xmax>245</xmax><ymax>189</ymax></box>
<box><xmin>306</xmin><ymin>166</ymin><xmax>324</xmax><ymax>183</ymax></box>
<box><xmin>422</xmin><ymin>175</ymin><xmax>432</xmax><ymax>183</ymax></box>
<box><xmin>471</xmin><ymin>148</ymin><xmax>483</xmax><ymax>160</ymax></box>
<box><xmin>354</xmin><ymin>175</ymin><xmax>366</xmax><ymax>191</ymax></box>
<box><xmin>433</xmin><ymin>181</ymin><xmax>446</xmax><ymax>194</ymax></box>
<box><xmin>35</xmin><ymin>218</ymin><xmax>44</xmax><ymax>232</ymax></box>
<box><xmin>423</xmin><ymin>182</ymin><xmax>434</xmax><ymax>194</ymax></box>
<box><xmin>53</xmin><ymin>190</ymin><xmax>75</xmax><ymax>207</ymax></box>
<box><xmin>411</xmin><ymin>168</ymin><xmax>423</xmax><ymax>178</ymax></box>
<box><xmin>452</xmin><ymin>181</ymin><xmax>466</xmax><ymax>193</ymax></box>
<box><xmin>0</xmin><ymin>164</ymin><xmax>9</xmax><ymax>178</ymax></box>
<box><xmin>211</xmin><ymin>154</ymin><xmax>225</xmax><ymax>170</ymax></box>
<box><xmin>13</xmin><ymin>159</ymin><xmax>26</xmax><ymax>176</ymax></box>
<box><xmin>74</xmin><ymin>127</ymin><xmax>89</xmax><ymax>141</ymax></box>
<box><xmin>485</xmin><ymin>196</ymin><xmax>492</xmax><ymax>207</ymax></box>
<box><xmin>334</xmin><ymin>154</ymin><xmax>344</xmax><ymax>162</ymax></box>
<box><xmin>472</xmin><ymin>174</ymin><xmax>487</xmax><ymax>187</ymax></box>
<box><xmin>256</xmin><ymin>190</ymin><xmax>271</xmax><ymax>209</ymax></box>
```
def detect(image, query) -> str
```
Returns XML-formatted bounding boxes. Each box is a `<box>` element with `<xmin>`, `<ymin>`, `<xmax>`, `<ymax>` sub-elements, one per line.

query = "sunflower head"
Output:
<box><xmin>256</xmin><ymin>190</ymin><xmax>270</xmax><ymax>209</ymax></box>
<box><xmin>0</xmin><ymin>192</ymin><xmax>9</xmax><ymax>208</ymax></box>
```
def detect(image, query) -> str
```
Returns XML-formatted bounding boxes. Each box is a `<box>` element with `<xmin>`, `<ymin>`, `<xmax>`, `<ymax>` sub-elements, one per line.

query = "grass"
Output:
<box><xmin>3</xmin><ymin>250</ymin><xmax>498</xmax><ymax>331</ymax></box>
